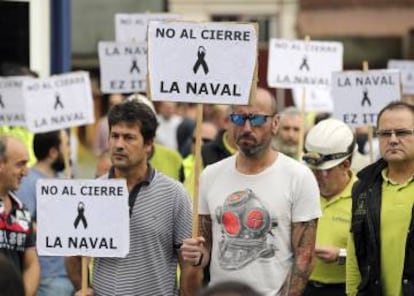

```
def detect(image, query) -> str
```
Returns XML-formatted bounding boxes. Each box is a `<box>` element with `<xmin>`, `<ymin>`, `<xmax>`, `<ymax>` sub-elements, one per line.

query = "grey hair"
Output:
<box><xmin>280</xmin><ymin>106</ymin><xmax>301</xmax><ymax>118</ymax></box>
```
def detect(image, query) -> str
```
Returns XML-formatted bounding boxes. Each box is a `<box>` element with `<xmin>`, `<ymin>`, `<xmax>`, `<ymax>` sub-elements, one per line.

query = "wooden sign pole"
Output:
<box><xmin>362</xmin><ymin>61</ymin><xmax>374</xmax><ymax>164</ymax></box>
<box><xmin>191</xmin><ymin>104</ymin><xmax>204</xmax><ymax>237</ymax></box>
<box><xmin>297</xmin><ymin>35</ymin><xmax>311</xmax><ymax>160</ymax></box>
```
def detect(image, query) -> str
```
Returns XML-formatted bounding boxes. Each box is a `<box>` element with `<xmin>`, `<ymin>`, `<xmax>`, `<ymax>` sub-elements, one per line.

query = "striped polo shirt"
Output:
<box><xmin>92</xmin><ymin>168</ymin><xmax>193</xmax><ymax>296</ymax></box>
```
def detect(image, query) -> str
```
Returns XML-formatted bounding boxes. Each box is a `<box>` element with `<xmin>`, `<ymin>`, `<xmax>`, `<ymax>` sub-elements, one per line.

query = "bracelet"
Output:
<box><xmin>193</xmin><ymin>253</ymin><xmax>204</xmax><ymax>267</ymax></box>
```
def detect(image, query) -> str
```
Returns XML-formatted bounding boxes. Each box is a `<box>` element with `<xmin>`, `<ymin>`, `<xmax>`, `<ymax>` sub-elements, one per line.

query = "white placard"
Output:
<box><xmin>148</xmin><ymin>21</ymin><xmax>258</xmax><ymax>104</ymax></box>
<box><xmin>37</xmin><ymin>179</ymin><xmax>129</xmax><ymax>257</ymax></box>
<box><xmin>115</xmin><ymin>13</ymin><xmax>180</xmax><ymax>42</ymax></box>
<box><xmin>292</xmin><ymin>87</ymin><xmax>334</xmax><ymax>113</ymax></box>
<box><xmin>267</xmin><ymin>39</ymin><xmax>343</xmax><ymax>89</ymax></box>
<box><xmin>332</xmin><ymin>70</ymin><xmax>401</xmax><ymax>127</ymax></box>
<box><xmin>387</xmin><ymin>59</ymin><xmax>414</xmax><ymax>95</ymax></box>
<box><xmin>98</xmin><ymin>41</ymin><xmax>147</xmax><ymax>93</ymax></box>
<box><xmin>22</xmin><ymin>72</ymin><xmax>95</xmax><ymax>133</ymax></box>
<box><xmin>0</xmin><ymin>77</ymin><xmax>32</xmax><ymax>126</ymax></box>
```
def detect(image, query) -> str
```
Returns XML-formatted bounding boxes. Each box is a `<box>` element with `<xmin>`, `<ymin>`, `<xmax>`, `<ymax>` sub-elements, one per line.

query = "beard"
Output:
<box><xmin>51</xmin><ymin>155</ymin><xmax>65</xmax><ymax>172</ymax></box>
<box><xmin>272</xmin><ymin>137</ymin><xmax>299</xmax><ymax>159</ymax></box>
<box><xmin>236</xmin><ymin>133</ymin><xmax>270</xmax><ymax>159</ymax></box>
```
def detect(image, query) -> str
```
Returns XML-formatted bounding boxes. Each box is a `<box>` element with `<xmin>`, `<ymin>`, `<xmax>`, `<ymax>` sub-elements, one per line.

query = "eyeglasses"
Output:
<box><xmin>302</xmin><ymin>151</ymin><xmax>351</xmax><ymax>167</ymax></box>
<box><xmin>376</xmin><ymin>128</ymin><xmax>414</xmax><ymax>139</ymax></box>
<box><xmin>229</xmin><ymin>113</ymin><xmax>274</xmax><ymax>127</ymax></box>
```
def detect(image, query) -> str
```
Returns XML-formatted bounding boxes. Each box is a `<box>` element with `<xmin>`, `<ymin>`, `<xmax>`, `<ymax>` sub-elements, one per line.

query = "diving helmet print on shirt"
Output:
<box><xmin>215</xmin><ymin>188</ymin><xmax>278</xmax><ymax>270</ymax></box>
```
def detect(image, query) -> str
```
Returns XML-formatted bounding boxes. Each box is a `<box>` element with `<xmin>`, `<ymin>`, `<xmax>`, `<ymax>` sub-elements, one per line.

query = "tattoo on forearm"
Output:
<box><xmin>287</xmin><ymin>219</ymin><xmax>318</xmax><ymax>296</ymax></box>
<box><xmin>199</xmin><ymin>215</ymin><xmax>212</xmax><ymax>252</ymax></box>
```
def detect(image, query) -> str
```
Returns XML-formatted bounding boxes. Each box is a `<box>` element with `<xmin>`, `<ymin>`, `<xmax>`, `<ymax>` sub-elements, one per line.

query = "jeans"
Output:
<box><xmin>37</xmin><ymin>277</ymin><xmax>74</xmax><ymax>296</ymax></box>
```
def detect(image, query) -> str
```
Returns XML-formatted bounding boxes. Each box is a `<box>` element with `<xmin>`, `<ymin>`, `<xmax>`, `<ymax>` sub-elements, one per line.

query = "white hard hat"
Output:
<box><xmin>304</xmin><ymin>118</ymin><xmax>355</xmax><ymax>170</ymax></box>
<box><xmin>127</xmin><ymin>93</ymin><xmax>156</xmax><ymax>114</ymax></box>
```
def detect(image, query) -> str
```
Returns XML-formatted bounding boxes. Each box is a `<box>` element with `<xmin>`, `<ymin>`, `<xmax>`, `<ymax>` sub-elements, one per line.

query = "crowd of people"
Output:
<box><xmin>1</xmin><ymin>61</ymin><xmax>414</xmax><ymax>296</ymax></box>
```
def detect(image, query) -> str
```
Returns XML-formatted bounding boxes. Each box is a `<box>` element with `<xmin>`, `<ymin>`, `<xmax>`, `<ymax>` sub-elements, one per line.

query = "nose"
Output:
<box><xmin>113</xmin><ymin>137</ymin><xmax>126</xmax><ymax>150</ymax></box>
<box><xmin>241</xmin><ymin>118</ymin><xmax>253</xmax><ymax>132</ymax></box>
<box><xmin>389</xmin><ymin>131</ymin><xmax>399</xmax><ymax>143</ymax></box>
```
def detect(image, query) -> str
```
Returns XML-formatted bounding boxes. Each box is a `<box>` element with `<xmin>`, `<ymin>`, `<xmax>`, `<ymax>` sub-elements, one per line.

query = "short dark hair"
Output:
<box><xmin>377</xmin><ymin>101</ymin><xmax>414</xmax><ymax>127</ymax></box>
<box><xmin>33</xmin><ymin>131</ymin><xmax>61</xmax><ymax>161</ymax></box>
<box><xmin>108</xmin><ymin>100</ymin><xmax>159</xmax><ymax>143</ymax></box>
<box><xmin>199</xmin><ymin>281</ymin><xmax>262</xmax><ymax>296</ymax></box>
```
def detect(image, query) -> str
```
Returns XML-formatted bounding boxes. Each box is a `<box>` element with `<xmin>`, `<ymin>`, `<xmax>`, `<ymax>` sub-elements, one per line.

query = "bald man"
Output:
<box><xmin>181</xmin><ymin>88</ymin><xmax>321</xmax><ymax>295</ymax></box>
<box><xmin>0</xmin><ymin>136</ymin><xmax>40</xmax><ymax>296</ymax></box>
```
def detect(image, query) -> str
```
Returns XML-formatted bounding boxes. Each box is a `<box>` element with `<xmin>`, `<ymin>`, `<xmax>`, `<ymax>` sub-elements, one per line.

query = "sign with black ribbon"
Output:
<box><xmin>36</xmin><ymin>179</ymin><xmax>129</xmax><ymax>257</ymax></box>
<box><xmin>148</xmin><ymin>21</ymin><xmax>258</xmax><ymax>105</ymax></box>
<box><xmin>98</xmin><ymin>42</ymin><xmax>147</xmax><ymax>94</ymax></box>
<box><xmin>332</xmin><ymin>69</ymin><xmax>401</xmax><ymax>127</ymax></box>
<box><xmin>22</xmin><ymin>72</ymin><xmax>95</xmax><ymax>133</ymax></box>
<box><xmin>267</xmin><ymin>39</ymin><xmax>343</xmax><ymax>89</ymax></box>
<box><xmin>73</xmin><ymin>202</ymin><xmax>88</xmax><ymax>229</ymax></box>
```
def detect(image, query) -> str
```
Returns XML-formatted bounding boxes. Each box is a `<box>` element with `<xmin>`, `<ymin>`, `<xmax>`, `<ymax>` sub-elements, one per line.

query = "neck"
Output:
<box><xmin>34</xmin><ymin>162</ymin><xmax>57</xmax><ymax>178</ymax></box>
<box><xmin>387</xmin><ymin>162</ymin><xmax>414</xmax><ymax>184</ymax></box>
<box><xmin>323</xmin><ymin>171</ymin><xmax>351</xmax><ymax>201</ymax></box>
<box><xmin>236</xmin><ymin>148</ymin><xmax>277</xmax><ymax>175</ymax></box>
<box><xmin>114</xmin><ymin>163</ymin><xmax>149</xmax><ymax>191</ymax></box>
<box><xmin>0</xmin><ymin>188</ymin><xmax>9</xmax><ymax>201</ymax></box>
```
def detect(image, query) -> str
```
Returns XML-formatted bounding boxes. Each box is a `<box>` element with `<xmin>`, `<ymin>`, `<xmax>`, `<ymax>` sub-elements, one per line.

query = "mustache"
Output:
<box><xmin>237</xmin><ymin>133</ymin><xmax>256</xmax><ymax>142</ymax></box>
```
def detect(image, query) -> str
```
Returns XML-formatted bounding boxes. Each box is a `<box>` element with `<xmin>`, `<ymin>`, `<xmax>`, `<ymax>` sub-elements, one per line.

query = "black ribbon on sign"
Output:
<box><xmin>130</xmin><ymin>58</ymin><xmax>140</xmax><ymax>74</ymax></box>
<box><xmin>299</xmin><ymin>56</ymin><xmax>310</xmax><ymax>71</ymax></box>
<box><xmin>193</xmin><ymin>46</ymin><xmax>209</xmax><ymax>74</ymax></box>
<box><xmin>74</xmin><ymin>201</ymin><xmax>88</xmax><ymax>229</ymax></box>
<box><xmin>54</xmin><ymin>93</ymin><xmax>64</xmax><ymax>110</ymax></box>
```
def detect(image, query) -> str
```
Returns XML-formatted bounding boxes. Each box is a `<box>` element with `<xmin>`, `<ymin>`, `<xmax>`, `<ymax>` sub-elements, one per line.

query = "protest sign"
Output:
<box><xmin>267</xmin><ymin>39</ymin><xmax>343</xmax><ymax>89</ymax></box>
<box><xmin>0</xmin><ymin>77</ymin><xmax>32</xmax><ymax>126</ymax></box>
<box><xmin>23</xmin><ymin>72</ymin><xmax>94</xmax><ymax>133</ymax></box>
<box><xmin>98</xmin><ymin>41</ymin><xmax>147</xmax><ymax>93</ymax></box>
<box><xmin>388</xmin><ymin>59</ymin><xmax>414</xmax><ymax>95</ymax></box>
<box><xmin>148</xmin><ymin>21</ymin><xmax>258</xmax><ymax>104</ymax></box>
<box><xmin>37</xmin><ymin>179</ymin><xmax>129</xmax><ymax>257</ymax></box>
<box><xmin>115</xmin><ymin>13</ymin><xmax>180</xmax><ymax>42</ymax></box>
<box><xmin>332</xmin><ymin>69</ymin><xmax>400</xmax><ymax>127</ymax></box>
<box><xmin>292</xmin><ymin>86</ymin><xmax>333</xmax><ymax>112</ymax></box>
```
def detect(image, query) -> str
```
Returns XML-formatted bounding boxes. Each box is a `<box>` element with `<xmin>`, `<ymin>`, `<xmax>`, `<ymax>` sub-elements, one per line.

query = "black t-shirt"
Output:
<box><xmin>0</xmin><ymin>192</ymin><xmax>36</xmax><ymax>271</ymax></box>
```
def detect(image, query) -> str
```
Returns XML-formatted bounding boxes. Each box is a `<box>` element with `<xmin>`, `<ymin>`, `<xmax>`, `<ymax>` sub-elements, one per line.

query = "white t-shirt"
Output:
<box><xmin>199</xmin><ymin>153</ymin><xmax>321</xmax><ymax>296</ymax></box>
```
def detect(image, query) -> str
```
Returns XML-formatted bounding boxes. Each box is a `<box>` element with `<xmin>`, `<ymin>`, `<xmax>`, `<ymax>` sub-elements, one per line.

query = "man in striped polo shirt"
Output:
<box><xmin>70</xmin><ymin>100</ymin><xmax>196</xmax><ymax>296</ymax></box>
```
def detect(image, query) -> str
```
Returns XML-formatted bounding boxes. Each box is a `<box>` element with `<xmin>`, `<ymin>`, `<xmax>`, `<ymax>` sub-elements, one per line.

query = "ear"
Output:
<box><xmin>271</xmin><ymin>114</ymin><xmax>280</xmax><ymax>136</ymax></box>
<box><xmin>342</xmin><ymin>159</ymin><xmax>351</xmax><ymax>170</ymax></box>
<box><xmin>49</xmin><ymin>147</ymin><xmax>59</xmax><ymax>160</ymax></box>
<box><xmin>144</xmin><ymin>139</ymin><xmax>154</xmax><ymax>158</ymax></box>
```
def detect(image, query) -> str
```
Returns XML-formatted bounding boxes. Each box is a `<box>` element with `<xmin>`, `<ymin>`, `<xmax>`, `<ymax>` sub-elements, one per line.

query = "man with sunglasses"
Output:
<box><xmin>347</xmin><ymin>101</ymin><xmax>414</xmax><ymax>296</ymax></box>
<box><xmin>302</xmin><ymin>118</ymin><xmax>357</xmax><ymax>296</ymax></box>
<box><xmin>181</xmin><ymin>88</ymin><xmax>321</xmax><ymax>295</ymax></box>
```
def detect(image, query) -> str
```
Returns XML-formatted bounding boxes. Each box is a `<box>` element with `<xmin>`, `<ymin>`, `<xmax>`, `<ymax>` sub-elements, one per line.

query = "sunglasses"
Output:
<box><xmin>229</xmin><ymin>113</ymin><xmax>274</xmax><ymax>127</ymax></box>
<box><xmin>303</xmin><ymin>138</ymin><xmax>356</xmax><ymax>167</ymax></box>
<box><xmin>302</xmin><ymin>151</ymin><xmax>351</xmax><ymax>167</ymax></box>
<box><xmin>376</xmin><ymin>128</ymin><xmax>414</xmax><ymax>139</ymax></box>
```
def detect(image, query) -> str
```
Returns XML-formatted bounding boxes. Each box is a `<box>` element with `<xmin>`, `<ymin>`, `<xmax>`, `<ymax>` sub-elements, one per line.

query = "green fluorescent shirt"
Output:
<box><xmin>310</xmin><ymin>173</ymin><xmax>355</xmax><ymax>283</ymax></box>
<box><xmin>380</xmin><ymin>170</ymin><xmax>414</xmax><ymax>296</ymax></box>
<box><xmin>346</xmin><ymin>170</ymin><xmax>414</xmax><ymax>296</ymax></box>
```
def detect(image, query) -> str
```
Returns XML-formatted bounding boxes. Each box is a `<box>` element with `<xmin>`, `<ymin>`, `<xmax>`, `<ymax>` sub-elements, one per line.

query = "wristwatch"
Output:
<box><xmin>337</xmin><ymin>248</ymin><xmax>347</xmax><ymax>265</ymax></box>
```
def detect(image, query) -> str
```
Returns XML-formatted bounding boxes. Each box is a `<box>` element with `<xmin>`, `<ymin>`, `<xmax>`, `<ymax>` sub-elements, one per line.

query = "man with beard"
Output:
<box><xmin>16</xmin><ymin>130</ymin><xmax>74</xmax><ymax>296</ymax></box>
<box><xmin>181</xmin><ymin>88</ymin><xmax>321</xmax><ymax>295</ymax></box>
<box><xmin>272</xmin><ymin>106</ymin><xmax>303</xmax><ymax>160</ymax></box>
